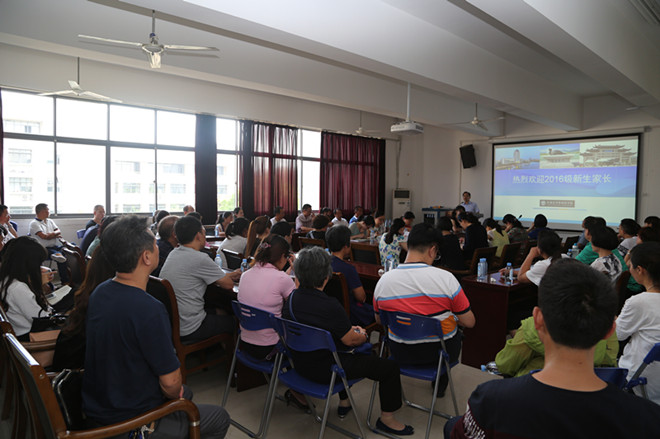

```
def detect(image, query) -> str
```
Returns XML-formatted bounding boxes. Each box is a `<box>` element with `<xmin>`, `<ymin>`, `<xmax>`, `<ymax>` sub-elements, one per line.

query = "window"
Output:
<box><xmin>111</xmin><ymin>147</ymin><xmax>155</xmax><ymax>213</ymax></box>
<box><xmin>149</xmin><ymin>183</ymin><xmax>166</xmax><ymax>194</ymax></box>
<box><xmin>217</xmin><ymin>185</ymin><xmax>228</xmax><ymax>195</ymax></box>
<box><xmin>3</xmin><ymin>138</ymin><xmax>54</xmax><ymax>209</ymax></box>
<box><xmin>217</xmin><ymin>118</ymin><xmax>238</xmax><ymax>151</ymax></box>
<box><xmin>1</xmin><ymin>90</ymin><xmax>54</xmax><ymax>135</ymax></box>
<box><xmin>56</xmin><ymin>98</ymin><xmax>108</xmax><ymax>140</ymax></box>
<box><xmin>157</xmin><ymin>111</ymin><xmax>195</xmax><ymax>147</ymax></box>
<box><xmin>122</xmin><ymin>204</ymin><xmax>141</xmax><ymax>213</ymax></box>
<box><xmin>160</xmin><ymin>163</ymin><xmax>185</xmax><ymax>174</ymax></box>
<box><xmin>217</xmin><ymin>166</ymin><xmax>225</xmax><ymax>176</ymax></box>
<box><xmin>299</xmin><ymin>130</ymin><xmax>321</xmax><ymax>209</ymax></box>
<box><xmin>8</xmin><ymin>177</ymin><xmax>32</xmax><ymax>193</ymax></box>
<box><xmin>217</xmin><ymin>153</ymin><xmax>237</xmax><ymax>211</ymax></box>
<box><xmin>169</xmin><ymin>204</ymin><xmax>184</xmax><ymax>212</ymax></box>
<box><xmin>170</xmin><ymin>184</ymin><xmax>186</xmax><ymax>194</ymax></box>
<box><xmin>56</xmin><ymin>143</ymin><xmax>105</xmax><ymax>214</ymax></box>
<box><xmin>8</xmin><ymin>148</ymin><xmax>32</xmax><ymax>164</ymax></box>
<box><xmin>110</xmin><ymin>105</ymin><xmax>155</xmax><ymax>144</ymax></box>
<box><xmin>123</xmin><ymin>183</ymin><xmax>141</xmax><ymax>193</ymax></box>
<box><xmin>117</xmin><ymin>161</ymin><xmax>141</xmax><ymax>173</ymax></box>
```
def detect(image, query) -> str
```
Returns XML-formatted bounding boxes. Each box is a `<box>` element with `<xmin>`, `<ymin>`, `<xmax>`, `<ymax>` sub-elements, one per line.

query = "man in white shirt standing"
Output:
<box><xmin>271</xmin><ymin>205</ymin><xmax>287</xmax><ymax>226</ymax></box>
<box><xmin>0</xmin><ymin>204</ymin><xmax>18</xmax><ymax>250</ymax></box>
<box><xmin>460</xmin><ymin>191</ymin><xmax>480</xmax><ymax>215</ymax></box>
<box><xmin>29</xmin><ymin>203</ymin><xmax>69</xmax><ymax>283</ymax></box>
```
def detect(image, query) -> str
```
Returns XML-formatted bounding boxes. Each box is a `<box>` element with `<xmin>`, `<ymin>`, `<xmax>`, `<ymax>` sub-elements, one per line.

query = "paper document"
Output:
<box><xmin>46</xmin><ymin>285</ymin><xmax>72</xmax><ymax>306</ymax></box>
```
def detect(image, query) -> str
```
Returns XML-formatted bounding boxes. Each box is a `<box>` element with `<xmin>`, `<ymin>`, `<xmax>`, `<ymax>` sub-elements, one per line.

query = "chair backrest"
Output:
<box><xmin>516</xmin><ymin>240</ymin><xmax>537</xmax><ymax>266</ymax></box>
<box><xmin>467</xmin><ymin>246</ymin><xmax>498</xmax><ymax>273</ymax></box>
<box><xmin>273</xmin><ymin>317</ymin><xmax>336</xmax><ymax>353</ymax></box>
<box><xmin>222</xmin><ymin>249</ymin><xmax>243</xmax><ymax>270</ymax></box>
<box><xmin>299</xmin><ymin>237</ymin><xmax>325</xmax><ymax>249</ymax></box>
<box><xmin>323</xmin><ymin>273</ymin><xmax>351</xmax><ymax>316</ymax></box>
<box><xmin>291</xmin><ymin>233</ymin><xmax>304</xmax><ymax>252</ymax></box>
<box><xmin>378</xmin><ymin>309</ymin><xmax>445</xmax><ymax>341</ymax></box>
<box><xmin>350</xmin><ymin>242</ymin><xmax>381</xmax><ymax>265</ymax></box>
<box><xmin>232</xmin><ymin>300</ymin><xmax>275</xmax><ymax>332</ymax></box>
<box><xmin>615</xmin><ymin>271</ymin><xmax>632</xmax><ymax>313</ymax></box>
<box><xmin>561</xmin><ymin>236</ymin><xmax>580</xmax><ymax>254</ymax></box>
<box><xmin>5</xmin><ymin>331</ymin><xmax>65</xmax><ymax>439</ymax></box>
<box><xmin>146</xmin><ymin>276</ymin><xmax>180</xmax><ymax>339</ymax></box>
<box><xmin>76</xmin><ymin>229</ymin><xmax>86</xmax><ymax>239</ymax></box>
<box><xmin>499</xmin><ymin>242</ymin><xmax>522</xmax><ymax>266</ymax></box>
<box><xmin>10</xmin><ymin>220</ymin><xmax>18</xmax><ymax>232</ymax></box>
<box><xmin>594</xmin><ymin>367</ymin><xmax>629</xmax><ymax>389</ymax></box>
<box><xmin>62</xmin><ymin>247</ymin><xmax>85</xmax><ymax>289</ymax></box>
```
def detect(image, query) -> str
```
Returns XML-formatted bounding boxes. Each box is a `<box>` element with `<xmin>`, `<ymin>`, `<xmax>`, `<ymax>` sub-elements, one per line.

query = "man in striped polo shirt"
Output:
<box><xmin>374</xmin><ymin>223</ymin><xmax>475</xmax><ymax>397</ymax></box>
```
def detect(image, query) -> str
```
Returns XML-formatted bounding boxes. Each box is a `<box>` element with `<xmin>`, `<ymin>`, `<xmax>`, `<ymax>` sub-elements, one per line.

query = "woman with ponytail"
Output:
<box><xmin>245</xmin><ymin>216</ymin><xmax>271</xmax><ymax>259</ymax></box>
<box><xmin>378</xmin><ymin>218</ymin><xmax>408</xmax><ymax>267</ymax></box>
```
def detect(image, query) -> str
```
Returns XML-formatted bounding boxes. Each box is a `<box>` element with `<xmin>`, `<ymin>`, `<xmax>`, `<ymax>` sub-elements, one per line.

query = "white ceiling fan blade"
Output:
<box><xmin>78</xmin><ymin>34</ymin><xmax>143</xmax><ymax>48</ymax></box>
<box><xmin>38</xmin><ymin>90</ymin><xmax>74</xmax><ymax>97</ymax></box>
<box><xmin>68</xmin><ymin>80</ymin><xmax>83</xmax><ymax>92</ymax></box>
<box><xmin>164</xmin><ymin>44</ymin><xmax>218</xmax><ymax>51</ymax></box>
<box><xmin>79</xmin><ymin>90</ymin><xmax>123</xmax><ymax>103</ymax></box>
<box><xmin>476</xmin><ymin>121</ymin><xmax>488</xmax><ymax>131</ymax></box>
<box><xmin>148</xmin><ymin>52</ymin><xmax>162</xmax><ymax>69</ymax></box>
<box><xmin>481</xmin><ymin>116</ymin><xmax>505</xmax><ymax>123</ymax></box>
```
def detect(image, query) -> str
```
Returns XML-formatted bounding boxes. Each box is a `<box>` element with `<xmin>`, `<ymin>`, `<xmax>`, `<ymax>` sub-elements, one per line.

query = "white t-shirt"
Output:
<box><xmin>617</xmin><ymin>292</ymin><xmax>660</xmax><ymax>405</ymax></box>
<box><xmin>525</xmin><ymin>255</ymin><xmax>569</xmax><ymax>286</ymax></box>
<box><xmin>216</xmin><ymin>235</ymin><xmax>248</xmax><ymax>268</ymax></box>
<box><xmin>1</xmin><ymin>279</ymin><xmax>51</xmax><ymax>336</ymax></box>
<box><xmin>590</xmin><ymin>254</ymin><xmax>623</xmax><ymax>285</ymax></box>
<box><xmin>332</xmin><ymin>217</ymin><xmax>349</xmax><ymax>228</ymax></box>
<box><xmin>29</xmin><ymin>218</ymin><xmax>60</xmax><ymax>248</ymax></box>
<box><xmin>270</xmin><ymin>217</ymin><xmax>287</xmax><ymax>226</ymax></box>
<box><xmin>617</xmin><ymin>237</ymin><xmax>637</xmax><ymax>257</ymax></box>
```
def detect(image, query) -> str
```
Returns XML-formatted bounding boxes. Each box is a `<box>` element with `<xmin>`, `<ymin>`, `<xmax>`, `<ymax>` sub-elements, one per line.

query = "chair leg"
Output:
<box><xmin>221</xmin><ymin>345</ymin><xmax>239</xmax><ymax>407</ymax></box>
<box><xmin>444</xmin><ymin>357</ymin><xmax>459</xmax><ymax>416</ymax></box>
<box><xmin>341</xmin><ymin>375</ymin><xmax>368</xmax><ymax>439</ymax></box>
<box><xmin>317</xmin><ymin>373</ymin><xmax>336</xmax><ymax>439</ymax></box>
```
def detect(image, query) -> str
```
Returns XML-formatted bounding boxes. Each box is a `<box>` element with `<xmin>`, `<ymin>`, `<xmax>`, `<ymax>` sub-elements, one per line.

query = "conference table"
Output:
<box><xmin>460</xmin><ymin>271</ymin><xmax>538</xmax><ymax>368</ymax></box>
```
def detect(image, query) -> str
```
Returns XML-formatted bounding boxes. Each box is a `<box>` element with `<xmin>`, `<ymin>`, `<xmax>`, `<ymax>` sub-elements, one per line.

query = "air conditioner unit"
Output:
<box><xmin>391</xmin><ymin>121</ymin><xmax>424</xmax><ymax>135</ymax></box>
<box><xmin>392</xmin><ymin>189</ymin><xmax>411</xmax><ymax>219</ymax></box>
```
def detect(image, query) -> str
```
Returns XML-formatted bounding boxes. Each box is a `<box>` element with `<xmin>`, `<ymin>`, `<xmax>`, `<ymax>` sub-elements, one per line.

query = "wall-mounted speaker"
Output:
<box><xmin>460</xmin><ymin>144</ymin><xmax>476</xmax><ymax>168</ymax></box>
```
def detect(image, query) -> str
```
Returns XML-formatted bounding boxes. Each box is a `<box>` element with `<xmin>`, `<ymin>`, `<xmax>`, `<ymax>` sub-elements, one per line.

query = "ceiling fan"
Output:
<box><xmin>78</xmin><ymin>10</ymin><xmax>219</xmax><ymax>69</ymax></box>
<box><xmin>452</xmin><ymin>103</ymin><xmax>504</xmax><ymax>131</ymax></box>
<box><xmin>355</xmin><ymin>111</ymin><xmax>380</xmax><ymax>136</ymax></box>
<box><xmin>38</xmin><ymin>57</ymin><xmax>122</xmax><ymax>103</ymax></box>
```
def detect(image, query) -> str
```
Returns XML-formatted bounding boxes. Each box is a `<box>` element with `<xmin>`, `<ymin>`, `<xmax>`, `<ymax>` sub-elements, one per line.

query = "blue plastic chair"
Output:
<box><xmin>222</xmin><ymin>301</ymin><xmax>284</xmax><ymax>439</ymax></box>
<box><xmin>272</xmin><ymin>316</ymin><xmax>367</xmax><ymax>439</ymax></box>
<box><xmin>625</xmin><ymin>342</ymin><xmax>660</xmax><ymax>398</ymax></box>
<box><xmin>76</xmin><ymin>228</ymin><xmax>86</xmax><ymax>239</ymax></box>
<box><xmin>10</xmin><ymin>221</ymin><xmax>18</xmax><ymax>233</ymax></box>
<box><xmin>367</xmin><ymin>310</ymin><xmax>458</xmax><ymax>439</ymax></box>
<box><xmin>594</xmin><ymin>367</ymin><xmax>629</xmax><ymax>389</ymax></box>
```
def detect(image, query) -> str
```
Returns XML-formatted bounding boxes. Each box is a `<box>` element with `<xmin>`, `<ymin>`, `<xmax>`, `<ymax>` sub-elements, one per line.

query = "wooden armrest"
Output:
<box><xmin>22</xmin><ymin>339</ymin><xmax>57</xmax><ymax>352</ymax></box>
<box><xmin>63</xmin><ymin>398</ymin><xmax>201</xmax><ymax>439</ymax></box>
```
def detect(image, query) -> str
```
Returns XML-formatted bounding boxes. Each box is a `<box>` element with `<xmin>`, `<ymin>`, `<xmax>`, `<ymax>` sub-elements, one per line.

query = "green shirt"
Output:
<box><xmin>576</xmin><ymin>242</ymin><xmax>642</xmax><ymax>292</ymax></box>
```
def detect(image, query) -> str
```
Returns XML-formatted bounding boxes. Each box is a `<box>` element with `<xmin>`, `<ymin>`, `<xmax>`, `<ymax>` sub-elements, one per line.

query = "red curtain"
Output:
<box><xmin>239</xmin><ymin>121</ymin><xmax>298</xmax><ymax>219</ymax></box>
<box><xmin>320</xmin><ymin>132</ymin><xmax>385</xmax><ymax>216</ymax></box>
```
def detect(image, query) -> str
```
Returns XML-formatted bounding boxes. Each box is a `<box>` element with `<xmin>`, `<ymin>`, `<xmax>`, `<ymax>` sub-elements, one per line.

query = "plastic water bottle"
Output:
<box><xmin>215</xmin><ymin>254</ymin><xmax>223</xmax><ymax>269</ymax></box>
<box><xmin>571</xmin><ymin>243</ymin><xmax>580</xmax><ymax>258</ymax></box>
<box><xmin>505</xmin><ymin>262</ymin><xmax>513</xmax><ymax>285</ymax></box>
<box><xmin>385</xmin><ymin>254</ymin><xmax>394</xmax><ymax>272</ymax></box>
<box><xmin>369</xmin><ymin>228</ymin><xmax>376</xmax><ymax>243</ymax></box>
<box><xmin>477</xmin><ymin>258</ymin><xmax>488</xmax><ymax>282</ymax></box>
<box><xmin>240</xmin><ymin>258</ymin><xmax>249</xmax><ymax>273</ymax></box>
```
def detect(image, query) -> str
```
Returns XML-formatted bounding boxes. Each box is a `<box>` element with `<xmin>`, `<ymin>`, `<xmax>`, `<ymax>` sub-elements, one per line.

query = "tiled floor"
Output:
<box><xmin>189</xmin><ymin>359</ymin><xmax>501</xmax><ymax>438</ymax></box>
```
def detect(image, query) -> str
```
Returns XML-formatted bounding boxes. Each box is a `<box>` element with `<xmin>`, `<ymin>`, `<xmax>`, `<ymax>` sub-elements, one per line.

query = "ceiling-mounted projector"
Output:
<box><xmin>391</xmin><ymin>121</ymin><xmax>424</xmax><ymax>135</ymax></box>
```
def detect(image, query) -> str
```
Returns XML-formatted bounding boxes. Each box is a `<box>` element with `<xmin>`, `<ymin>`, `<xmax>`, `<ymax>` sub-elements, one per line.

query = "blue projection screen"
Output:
<box><xmin>492</xmin><ymin>135</ymin><xmax>640</xmax><ymax>229</ymax></box>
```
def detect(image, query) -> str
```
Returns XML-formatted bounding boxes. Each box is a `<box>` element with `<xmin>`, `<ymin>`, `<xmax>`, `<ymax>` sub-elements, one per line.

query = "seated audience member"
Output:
<box><xmin>233</xmin><ymin>206</ymin><xmax>245</xmax><ymax>218</ymax></box>
<box><xmin>295</xmin><ymin>204</ymin><xmax>315</xmax><ymax>233</ymax></box>
<box><xmin>451</xmin><ymin>205</ymin><xmax>466</xmax><ymax>234</ymax></box>
<box><xmin>447</xmin><ymin>259</ymin><xmax>660</xmax><ymax>438</ymax></box>
<box><xmin>154</xmin><ymin>215</ymin><xmax>179</xmax><ymax>277</ymax></box>
<box><xmin>0</xmin><ymin>205</ymin><xmax>18</xmax><ymax>251</ymax></box>
<box><xmin>183</xmin><ymin>205</ymin><xmax>195</xmax><ymax>215</ymax></box>
<box><xmin>576</xmin><ymin>218</ymin><xmax>627</xmax><ymax>268</ymax></box>
<box><xmin>511</xmin><ymin>230</ymin><xmax>565</xmax><ymax>286</ymax></box>
<box><xmin>460</xmin><ymin>191</ymin><xmax>480</xmax><ymax>215</ymax></box>
<box><xmin>326</xmin><ymin>225</ymin><xmax>375</xmax><ymax>327</ymax></box>
<box><xmin>375</xmin><ymin>223</ymin><xmax>475</xmax><ymax>397</ymax></box>
<box><xmin>495</xmin><ymin>313</ymin><xmax>618</xmax><ymax>378</ymax></box>
<box><xmin>150</xmin><ymin>209</ymin><xmax>170</xmax><ymax>234</ymax></box>
<box><xmin>86</xmin><ymin>215</ymin><xmax>118</xmax><ymax>258</ymax></box>
<box><xmin>52</xmin><ymin>246</ymin><xmax>115</xmax><ymax>370</ymax></box>
<box><xmin>348</xmin><ymin>215</ymin><xmax>375</xmax><ymax>239</ymax></box>
<box><xmin>284</xmin><ymin>247</ymin><xmax>413</xmax><ymax>434</ymax></box>
<box><xmin>187</xmin><ymin>211</ymin><xmax>203</xmax><ymax>223</ymax></box>
<box><xmin>502</xmin><ymin>213</ymin><xmax>527</xmax><ymax>244</ymax></box>
<box><xmin>527</xmin><ymin>213</ymin><xmax>550</xmax><ymax>240</ymax></box>
<box><xmin>373</xmin><ymin>210</ymin><xmax>387</xmax><ymax>236</ymax></box>
<box><xmin>637</xmin><ymin>226</ymin><xmax>660</xmax><ymax>245</ymax></box>
<box><xmin>216</xmin><ymin>217</ymin><xmax>250</xmax><ymax>268</ymax></box>
<box><xmin>435</xmin><ymin>217</ymin><xmax>466</xmax><ymax>271</ymax></box>
<box><xmin>160</xmin><ymin>216</ymin><xmax>240</xmax><ymax>343</ymax></box>
<box><xmin>618</xmin><ymin>218</ymin><xmax>640</xmax><ymax>257</ymax></box>
<box><xmin>484</xmin><ymin>218</ymin><xmax>509</xmax><ymax>258</ymax></box>
<box><xmin>306</xmin><ymin>214</ymin><xmax>330</xmax><ymax>241</ymax></box>
<box><xmin>85</xmin><ymin>204</ymin><xmax>105</xmax><ymax>230</ymax></box>
<box><xmin>320</xmin><ymin>207</ymin><xmax>333</xmax><ymax>220</ymax></box>
<box><xmin>590</xmin><ymin>226</ymin><xmax>623</xmax><ymax>284</ymax></box>
<box><xmin>378</xmin><ymin>218</ymin><xmax>408</xmax><ymax>267</ymax></box>
<box><xmin>246</xmin><ymin>216</ymin><xmax>272</xmax><ymax>258</ymax></box>
<box><xmin>270</xmin><ymin>205</ymin><xmax>287</xmax><ymax>226</ymax></box>
<box><xmin>617</xmin><ymin>242</ymin><xmax>660</xmax><ymax>405</ymax></box>
<box><xmin>270</xmin><ymin>221</ymin><xmax>293</xmax><ymax>244</ymax></box>
<box><xmin>29</xmin><ymin>203</ymin><xmax>68</xmax><ymax>283</ymax></box>
<box><xmin>402</xmin><ymin>211</ymin><xmax>415</xmax><ymax>232</ymax></box>
<box><xmin>349</xmin><ymin>205</ymin><xmax>364</xmax><ymax>224</ymax></box>
<box><xmin>0</xmin><ymin>237</ymin><xmax>54</xmax><ymax>341</ymax></box>
<box><xmin>332</xmin><ymin>208</ymin><xmax>349</xmax><ymax>228</ymax></box>
<box><xmin>457</xmin><ymin>212</ymin><xmax>488</xmax><ymax>261</ymax></box>
<box><xmin>215</xmin><ymin>211</ymin><xmax>233</xmax><ymax>238</ymax></box>
<box><xmin>82</xmin><ymin>215</ymin><xmax>230</xmax><ymax>437</ymax></box>
<box><xmin>644</xmin><ymin>215</ymin><xmax>660</xmax><ymax>229</ymax></box>
<box><xmin>80</xmin><ymin>224</ymin><xmax>99</xmax><ymax>255</ymax></box>
<box><xmin>576</xmin><ymin>216</ymin><xmax>594</xmax><ymax>250</ymax></box>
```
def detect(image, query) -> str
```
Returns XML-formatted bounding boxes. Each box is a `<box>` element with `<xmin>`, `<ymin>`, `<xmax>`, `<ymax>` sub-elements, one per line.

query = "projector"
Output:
<box><xmin>391</xmin><ymin>121</ymin><xmax>424</xmax><ymax>135</ymax></box>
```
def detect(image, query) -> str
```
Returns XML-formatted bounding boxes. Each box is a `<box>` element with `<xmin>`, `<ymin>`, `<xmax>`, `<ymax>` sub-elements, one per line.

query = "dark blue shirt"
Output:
<box><xmin>331</xmin><ymin>256</ymin><xmax>362</xmax><ymax>291</ymax></box>
<box><xmin>82</xmin><ymin>279</ymin><xmax>180</xmax><ymax>425</ymax></box>
<box><xmin>330</xmin><ymin>256</ymin><xmax>374</xmax><ymax>326</ymax></box>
